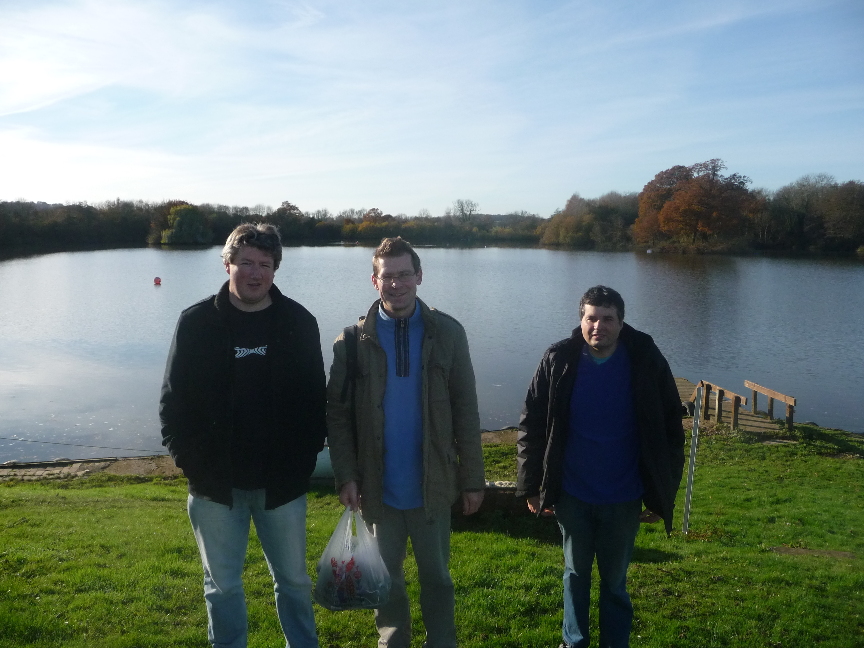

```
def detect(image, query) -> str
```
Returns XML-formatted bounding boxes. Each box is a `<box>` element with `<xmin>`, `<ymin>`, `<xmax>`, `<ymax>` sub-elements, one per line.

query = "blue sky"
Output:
<box><xmin>1</xmin><ymin>0</ymin><xmax>862</xmax><ymax>216</ymax></box>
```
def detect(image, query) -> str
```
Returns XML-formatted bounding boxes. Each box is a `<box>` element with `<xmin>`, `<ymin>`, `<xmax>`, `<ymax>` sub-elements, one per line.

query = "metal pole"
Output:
<box><xmin>682</xmin><ymin>386</ymin><xmax>702</xmax><ymax>534</ymax></box>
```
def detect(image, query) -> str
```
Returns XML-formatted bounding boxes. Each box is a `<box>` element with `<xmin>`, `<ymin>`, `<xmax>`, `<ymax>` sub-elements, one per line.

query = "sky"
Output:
<box><xmin>1</xmin><ymin>0</ymin><xmax>862</xmax><ymax>217</ymax></box>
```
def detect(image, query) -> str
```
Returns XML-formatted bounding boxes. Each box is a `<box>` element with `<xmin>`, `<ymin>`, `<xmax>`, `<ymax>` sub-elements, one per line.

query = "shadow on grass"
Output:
<box><xmin>451</xmin><ymin>508</ymin><xmax>563</xmax><ymax>545</ymax></box>
<box><xmin>309</xmin><ymin>484</ymin><xmax>562</xmax><ymax>545</ymax></box>
<box><xmin>310</xmin><ymin>485</ymin><xmax>685</xmax><ymax>557</ymax></box>
<box><xmin>632</xmin><ymin>546</ymin><xmax>681</xmax><ymax>564</ymax></box>
<box><xmin>793</xmin><ymin>425</ymin><xmax>864</xmax><ymax>457</ymax></box>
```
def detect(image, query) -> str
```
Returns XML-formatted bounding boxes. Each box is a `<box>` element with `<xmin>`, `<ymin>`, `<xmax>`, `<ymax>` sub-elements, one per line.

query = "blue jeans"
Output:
<box><xmin>187</xmin><ymin>490</ymin><xmax>319</xmax><ymax>648</ymax></box>
<box><xmin>555</xmin><ymin>492</ymin><xmax>642</xmax><ymax>648</ymax></box>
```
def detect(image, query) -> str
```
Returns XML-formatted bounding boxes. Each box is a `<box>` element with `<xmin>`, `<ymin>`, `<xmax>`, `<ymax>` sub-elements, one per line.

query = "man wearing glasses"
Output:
<box><xmin>327</xmin><ymin>236</ymin><xmax>485</xmax><ymax>648</ymax></box>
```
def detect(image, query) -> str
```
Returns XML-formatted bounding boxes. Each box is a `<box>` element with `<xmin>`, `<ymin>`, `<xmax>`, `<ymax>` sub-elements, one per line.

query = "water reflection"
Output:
<box><xmin>0</xmin><ymin>247</ymin><xmax>862</xmax><ymax>463</ymax></box>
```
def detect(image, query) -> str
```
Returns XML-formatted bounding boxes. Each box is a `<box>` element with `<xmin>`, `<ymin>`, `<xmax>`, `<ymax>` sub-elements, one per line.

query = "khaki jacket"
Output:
<box><xmin>327</xmin><ymin>299</ymin><xmax>485</xmax><ymax>523</ymax></box>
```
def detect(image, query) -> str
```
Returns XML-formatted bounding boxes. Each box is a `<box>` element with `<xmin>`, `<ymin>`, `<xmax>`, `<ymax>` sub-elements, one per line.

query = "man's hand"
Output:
<box><xmin>339</xmin><ymin>480</ymin><xmax>360</xmax><ymax>511</ymax></box>
<box><xmin>462</xmin><ymin>490</ymin><xmax>484</xmax><ymax>516</ymax></box>
<box><xmin>526</xmin><ymin>495</ymin><xmax>554</xmax><ymax>517</ymax></box>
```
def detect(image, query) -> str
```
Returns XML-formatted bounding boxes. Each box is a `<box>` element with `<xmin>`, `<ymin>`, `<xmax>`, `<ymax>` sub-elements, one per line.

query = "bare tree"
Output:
<box><xmin>451</xmin><ymin>199</ymin><xmax>479</xmax><ymax>221</ymax></box>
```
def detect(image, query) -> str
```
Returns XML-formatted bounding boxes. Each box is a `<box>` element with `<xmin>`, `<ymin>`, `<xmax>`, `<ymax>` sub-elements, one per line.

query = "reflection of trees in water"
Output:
<box><xmin>1</xmin><ymin>248</ymin><xmax>862</xmax><ymax>444</ymax></box>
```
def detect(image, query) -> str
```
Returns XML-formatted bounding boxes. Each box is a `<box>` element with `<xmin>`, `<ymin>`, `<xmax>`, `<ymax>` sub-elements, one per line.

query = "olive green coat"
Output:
<box><xmin>326</xmin><ymin>299</ymin><xmax>485</xmax><ymax>523</ymax></box>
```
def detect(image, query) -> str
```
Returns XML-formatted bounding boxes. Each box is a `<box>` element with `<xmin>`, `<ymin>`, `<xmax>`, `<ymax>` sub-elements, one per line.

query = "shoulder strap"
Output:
<box><xmin>339</xmin><ymin>324</ymin><xmax>359</xmax><ymax>403</ymax></box>
<box><xmin>339</xmin><ymin>324</ymin><xmax>360</xmax><ymax>450</ymax></box>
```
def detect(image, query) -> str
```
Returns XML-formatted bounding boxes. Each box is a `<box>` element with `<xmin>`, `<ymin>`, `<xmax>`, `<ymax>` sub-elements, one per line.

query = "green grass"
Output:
<box><xmin>1</xmin><ymin>426</ymin><xmax>862</xmax><ymax>647</ymax></box>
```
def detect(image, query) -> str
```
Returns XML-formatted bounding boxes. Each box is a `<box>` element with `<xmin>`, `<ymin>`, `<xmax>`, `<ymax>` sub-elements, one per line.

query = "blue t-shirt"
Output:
<box><xmin>377</xmin><ymin>303</ymin><xmax>425</xmax><ymax>509</ymax></box>
<box><xmin>562</xmin><ymin>343</ymin><xmax>643</xmax><ymax>504</ymax></box>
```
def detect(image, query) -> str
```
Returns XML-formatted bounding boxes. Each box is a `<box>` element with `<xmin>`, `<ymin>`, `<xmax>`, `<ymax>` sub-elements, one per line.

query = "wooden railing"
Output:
<box><xmin>688</xmin><ymin>381</ymin><xmax>748</xmax><ymax>429</ymax></box>
<box><xmin>687</xmin><ymin>379</ymin><xmax>797</xmax><ymax>432</ymax></box>
<box><xmin>745</xmin><ymin>380</ymin><xmax>796</xmax><ymax>432</ymax></box>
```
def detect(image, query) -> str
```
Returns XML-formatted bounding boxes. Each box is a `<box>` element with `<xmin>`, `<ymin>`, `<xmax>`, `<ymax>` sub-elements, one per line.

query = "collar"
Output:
<box><xmin>214</xmin><ymin>281</ymin><xmax>284</xmax><ymax>316</ymax></box>
<box><xmin>377</xmin><ymin>300</ymin><xmax>421</xmax><ymax>323</ymax></box>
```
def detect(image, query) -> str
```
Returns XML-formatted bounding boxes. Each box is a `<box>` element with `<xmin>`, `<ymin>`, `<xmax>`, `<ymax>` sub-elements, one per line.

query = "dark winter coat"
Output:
<box><xmin>160</xmin><ymin>281</ymin><xmax>327</xmax><ymax>509</ymax></box>
<box><xmin>516</xmin><ymin>323</ymin><xmax>685</xmax><ymax>534</ymax></box>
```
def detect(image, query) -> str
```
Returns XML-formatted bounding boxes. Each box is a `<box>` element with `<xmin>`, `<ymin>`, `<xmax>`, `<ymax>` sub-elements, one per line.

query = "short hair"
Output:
<box><xmin>372</xmin><ymin>236</ymin><xmax>422</xmax><ymax>276</ymax></box>
<box><xmin>579</xmin><ymin>285</ymin><xmax>625</xmax><ymax>321</ymax></box>
<box><xmin>221</xmin><ymin>223</ymin><xmax>283</xmax><ymax>270</ymax></box>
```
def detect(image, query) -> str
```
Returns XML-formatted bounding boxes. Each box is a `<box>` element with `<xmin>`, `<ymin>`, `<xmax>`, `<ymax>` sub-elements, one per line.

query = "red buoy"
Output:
<box><xmin>154</xmin><ymin>277</ymin><xmax>162</xmax><ymax>285</ymax></box>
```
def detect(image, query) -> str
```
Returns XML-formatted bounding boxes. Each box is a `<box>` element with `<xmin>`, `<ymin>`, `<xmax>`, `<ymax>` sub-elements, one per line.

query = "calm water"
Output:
<box><xmin>1</xmin><ymin>246</ymin><xmax>862</xmax><ymax>463</ymax></box>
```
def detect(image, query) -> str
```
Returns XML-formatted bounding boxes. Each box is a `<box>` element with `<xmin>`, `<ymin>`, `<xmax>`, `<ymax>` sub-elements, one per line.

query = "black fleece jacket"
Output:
<box><xmin>517</xmin><ymin>323</ymin><xmax>685</xmax><ymax>534</ymax></box>
<box><xmin>160</xmin><ymin>282</ymin><xmax>327</xmax><ymax>509</ymax></box>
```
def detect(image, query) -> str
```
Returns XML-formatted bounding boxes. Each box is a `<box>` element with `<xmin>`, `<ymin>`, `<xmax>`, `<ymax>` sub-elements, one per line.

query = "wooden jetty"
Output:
<box><xmin>675</xmin><ymin>377</ymin><xmax>793</xmax><ymax>433</ymax></box>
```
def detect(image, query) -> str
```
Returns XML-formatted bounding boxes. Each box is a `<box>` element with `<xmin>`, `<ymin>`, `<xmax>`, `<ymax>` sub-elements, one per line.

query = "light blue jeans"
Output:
<box><xmin>187</xmin><ymin>490</ymin><xmax>319</xmax><ymax>648</ymax></box>
<box><xmin>555</xmin><ymin>492</ymin><xmax>642</xmax><ymax>648</ymax></box>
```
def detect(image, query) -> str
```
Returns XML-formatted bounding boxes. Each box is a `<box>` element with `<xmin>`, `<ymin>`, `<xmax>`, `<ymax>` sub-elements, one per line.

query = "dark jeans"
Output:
<box><xmin>555</xmin><ymin>492</ymin><xmax>642</xmax><ymax>648</ymax></box>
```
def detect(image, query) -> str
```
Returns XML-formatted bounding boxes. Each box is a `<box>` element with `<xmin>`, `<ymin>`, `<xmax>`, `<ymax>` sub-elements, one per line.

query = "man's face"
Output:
<box><xmin>225</xmin><ymin>245</ymin><xmax>275</xmax><ymax>311</ymax></box>
<box><xmin>371</xmin><ymin>253</ymin><xmax>422</xmax><ymax>318</ymax></box>
<box><xmin>580</xmin><ymin>303</ymin><xmax>623</xmax><ymax>358</ymax></box>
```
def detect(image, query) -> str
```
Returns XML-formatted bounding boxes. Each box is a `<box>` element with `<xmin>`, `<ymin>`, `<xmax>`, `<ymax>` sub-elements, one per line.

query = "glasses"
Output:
<box><xmin>376</xmin><ymin>271</ymin><xmax>417</xmax><ymax>285</ymax></box>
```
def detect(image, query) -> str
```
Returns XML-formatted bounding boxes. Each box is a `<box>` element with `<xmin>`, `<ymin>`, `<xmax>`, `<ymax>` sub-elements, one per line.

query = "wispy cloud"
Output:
<box><xmin>1</xmin><ymin>0</ymin><xmax>861</xmax><ymax>214</ymax></box>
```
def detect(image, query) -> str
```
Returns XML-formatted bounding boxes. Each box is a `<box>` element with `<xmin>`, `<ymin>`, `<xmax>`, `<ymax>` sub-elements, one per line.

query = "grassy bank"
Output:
<box><xmin>1</xmin><ymin>424</ymin><xmax>862</xmax><ymax>647</ymax></box>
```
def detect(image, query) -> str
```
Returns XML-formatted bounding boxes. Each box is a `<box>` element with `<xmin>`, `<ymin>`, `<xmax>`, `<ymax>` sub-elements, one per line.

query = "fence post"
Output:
<box><xmin>716</xmin><ymin>389</ymin><xmax>725</xmax><ymax>423</ymax></box>
<box><xmin>786</xmin><ymin>404</ymin><xmax>795</xmax><ymax>432</ymax></box>
<box><xmin>702</xmin><ymin>383</ymin><xmax>712</xmax><ymax>421</ymax></box>
<box><xmin>731</xmin><ymin>395</ymin><xmax>741</xmax><ymax>429</ymax></box>
<box><xmin>768</xmin><ymin>397</ymin><xmax>775</xmax><ymax>419</ymax></box>
<box><xmin>751</xmin><ymin>389</ymin><xmax>757</xmax><ymax>414</ymax></box>
<box><xmin>682</xmin><ymin>386</ymin><xmax>703</xmax><ymax>535</ymax></box>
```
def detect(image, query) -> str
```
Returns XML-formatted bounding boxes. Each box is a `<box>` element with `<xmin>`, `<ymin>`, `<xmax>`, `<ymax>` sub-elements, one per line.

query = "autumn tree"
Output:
<box><xmin>633</xmin><ymin>165</ymin><xmax>691</xmax><ymax>245</ymax></box>
<box><xmin>634</xmin><ymin>160</ymin><xmax>753</xmax><ymax>245</ymax></box>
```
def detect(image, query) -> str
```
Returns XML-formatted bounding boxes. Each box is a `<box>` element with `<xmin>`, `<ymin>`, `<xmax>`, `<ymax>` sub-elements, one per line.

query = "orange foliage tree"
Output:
<box><xmin>634</xmin><ymin>159</ymin><xmax>753</xmax><ymax>245</ymax></box>
<box><xmin>632</xmin><ymin>165</ymin><xmax>691</xmax><ymax>245</ymax></box>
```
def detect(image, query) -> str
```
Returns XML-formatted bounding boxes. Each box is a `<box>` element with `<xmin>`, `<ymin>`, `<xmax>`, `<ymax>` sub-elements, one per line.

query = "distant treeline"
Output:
<box><xmin>543</xmin><ymin>160</ymin><xmax>864</xmax><ymax>254</ymax></box>
<box><xmin>2</xmin><ymin>161</ymin><xmax>862</xmax><ymax>255</ymax></box>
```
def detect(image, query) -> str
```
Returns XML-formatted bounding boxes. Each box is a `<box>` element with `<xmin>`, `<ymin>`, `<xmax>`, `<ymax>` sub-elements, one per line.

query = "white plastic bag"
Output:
<box><xmin>313</xmin><ymin>507</ymin><xmax>391</xmax><ymax>611</ymax></box>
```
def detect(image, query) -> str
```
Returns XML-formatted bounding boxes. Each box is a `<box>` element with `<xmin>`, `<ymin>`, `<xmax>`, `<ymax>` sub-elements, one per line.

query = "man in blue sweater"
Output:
<box><xmin>517</xmin><ymin>286</ymin><xmax>684</xmax><ymax>648</ymax></box>
<box><xmin>327</xmin><ymin>237</ymin><xmax>485</xmax><ymax>648</ymax></box>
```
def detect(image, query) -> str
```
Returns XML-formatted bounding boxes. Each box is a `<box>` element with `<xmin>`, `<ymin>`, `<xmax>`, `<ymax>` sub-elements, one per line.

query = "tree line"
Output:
<box><xmin>540</xmin><ymin>160</ymin><xmax>864</xmax><ymax>254</ymax></box>
<box><xmin>0</xmin><ymin>198</ymin><xmax>544</xmax><ymax>253</ymax></box>
<box><xmin>2</xmin><ymin>162</ymin><xmax>862</xmax><ymax>255</ymax></box>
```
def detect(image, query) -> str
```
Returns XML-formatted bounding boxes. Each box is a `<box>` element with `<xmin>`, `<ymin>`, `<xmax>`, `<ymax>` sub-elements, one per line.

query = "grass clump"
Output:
<box><xmin>0</xmin><ymin>428</ymin><xmax>861</xmax><ymax>647</ymax></box>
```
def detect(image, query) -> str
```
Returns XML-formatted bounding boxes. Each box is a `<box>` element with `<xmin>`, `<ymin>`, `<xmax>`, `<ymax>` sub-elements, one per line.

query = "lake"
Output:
<box><xmin>1</xmin><ymin>246</ymin><xmax>862</xmax><ymax>463</ymax></box>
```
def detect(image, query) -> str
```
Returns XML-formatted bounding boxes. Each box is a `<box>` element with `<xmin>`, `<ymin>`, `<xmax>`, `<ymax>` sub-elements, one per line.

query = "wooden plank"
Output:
<box><xmin>690</xmin><ymin>380</ymin><xmax>747</xmax><ymax>405</ymax></box>
<box><xmin>688</xmin><ymin>380</ymin><xmax>704</xmax><ymax>403</ymax></box>
<box><xmin>704</xmin><ymin>383</ymin><xmax>747</xmax><ymax>406</ymax></box>
<box><xmin>744</xmin><ymin>380</ymin><xmax>796</xmax><ymax>406</ymax></box>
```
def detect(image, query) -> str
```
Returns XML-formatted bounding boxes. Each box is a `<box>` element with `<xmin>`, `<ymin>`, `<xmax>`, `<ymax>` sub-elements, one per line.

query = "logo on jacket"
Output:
<box><xmin>234</xmin><ymin>346</ymin><xmax>268</xmax><ymax>358</ymax></box>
